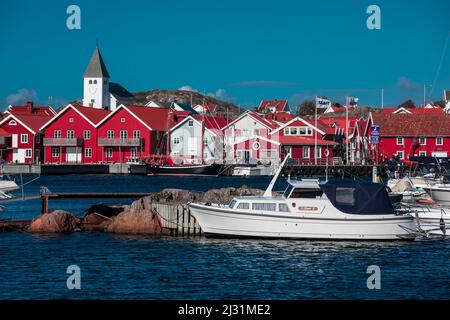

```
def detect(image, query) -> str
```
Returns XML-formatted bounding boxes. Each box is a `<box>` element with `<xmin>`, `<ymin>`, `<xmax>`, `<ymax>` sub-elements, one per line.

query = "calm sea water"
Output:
<box><xmin>0</xmin><ymin>175</ymin><xmax>449</xmax><ymax>300</ymax></box>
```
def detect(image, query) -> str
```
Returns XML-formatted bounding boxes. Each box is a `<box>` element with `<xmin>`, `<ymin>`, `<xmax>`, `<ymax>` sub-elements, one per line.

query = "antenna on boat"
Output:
<box><xmin>263</xmin><ymin>152</ymin><xmax>291</xmax><ymax>197</ymax></box>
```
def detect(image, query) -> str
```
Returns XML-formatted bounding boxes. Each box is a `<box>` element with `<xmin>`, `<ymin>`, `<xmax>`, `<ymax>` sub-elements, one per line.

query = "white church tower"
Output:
<box><xmin>83</xmin><ymin>47</ymin><xmax>110</xmax><ymax>109</ymax></box>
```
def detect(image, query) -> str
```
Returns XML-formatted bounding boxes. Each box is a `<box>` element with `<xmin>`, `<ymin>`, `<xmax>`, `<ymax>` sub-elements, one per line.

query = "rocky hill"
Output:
<box><xmin>133</xmin><ymin>89</ymin><xmax>243</xmax><ymax>116</ymax></box>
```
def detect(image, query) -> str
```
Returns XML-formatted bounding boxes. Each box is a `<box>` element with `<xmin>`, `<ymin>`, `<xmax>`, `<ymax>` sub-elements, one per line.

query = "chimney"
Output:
<box><xmin>88</xmin><ymin>102</ymin><xmax>94</xmax><ymax>108</ymax></box>
<box><xmin>25</xmin><ymin>101</ymin><xmax>33</xmax><ymax>111</ymax></box>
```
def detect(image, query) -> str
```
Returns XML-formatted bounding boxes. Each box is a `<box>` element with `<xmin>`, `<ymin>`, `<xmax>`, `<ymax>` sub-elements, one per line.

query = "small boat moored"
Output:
<box><xmin>189</xmin><ymin>155</ymin><xmax>416</xmax><ymax>240</ymax></box>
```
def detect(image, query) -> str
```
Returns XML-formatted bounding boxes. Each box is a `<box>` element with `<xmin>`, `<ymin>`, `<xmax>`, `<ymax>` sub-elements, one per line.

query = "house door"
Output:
<box><xmin>66</xmin><ymin>147</ymin><xmax>82</xmax><ymax>163</ymax></box>
<box><xmin>13</xmin><ymin>149</ymin><xmax>25</xmax><ymax>163</ymax></box>
<box><xmin>244</xmin><ymin>150</ymin><xmax>250</xmax><ymax>164</ymax></box>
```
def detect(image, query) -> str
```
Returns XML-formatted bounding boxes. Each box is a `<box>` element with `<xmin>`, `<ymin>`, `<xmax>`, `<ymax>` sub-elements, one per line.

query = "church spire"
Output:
<box><xmin>84</xmin><ymin>46</ymin><xmax>110</xmax><ymax>78</ymax></box>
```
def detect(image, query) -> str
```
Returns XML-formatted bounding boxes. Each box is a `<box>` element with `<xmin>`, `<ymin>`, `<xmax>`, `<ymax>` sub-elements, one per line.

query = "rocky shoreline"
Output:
<box><xmin>21</xmin><ymin>185</ymin><xmax>263</xmax><ymax>235</ymax></box>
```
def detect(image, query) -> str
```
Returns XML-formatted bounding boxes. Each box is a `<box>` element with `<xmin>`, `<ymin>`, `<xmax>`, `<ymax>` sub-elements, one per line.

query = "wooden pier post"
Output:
<box><xmin>41</xmin><ymin>195</ymin><xmax>49</xmax><ymax>214</ymax></box>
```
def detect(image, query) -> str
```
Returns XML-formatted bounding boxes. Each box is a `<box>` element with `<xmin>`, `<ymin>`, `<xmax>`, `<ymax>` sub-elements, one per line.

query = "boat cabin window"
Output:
<box><xmin>335</xmin><ymin>187</ymin><xmax>356</xmax><ymax>206</ymax></box>
<box><xmin>252</xmin><ymin>203</ymin><xmax>276</xmax><ymax>211</ymax></box>
<box><xmin>237</xmin><ymin>202</ymin><xmax>250</xmax><ymax>209</ymax></box>
<box><xmin>278</xmin><ymin>203</ymin><xmax>290</xmax><ymax>212</ymax></box>
<box><xmin>228</xmin><ymin>200</ymin><xmax>237</xmax><ymax>209</ymax></box>
<box><xmin>290</xmin><ymin>188</ymin><xmax>323</xmax><ymax>199</ymax></box>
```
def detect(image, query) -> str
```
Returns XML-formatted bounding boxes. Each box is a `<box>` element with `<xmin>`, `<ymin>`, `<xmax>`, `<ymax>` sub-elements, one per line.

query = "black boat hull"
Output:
<box><xmin>146</xmin><ymin>163</ymin><xmax>223</xmax><ymax>176</ymax></box>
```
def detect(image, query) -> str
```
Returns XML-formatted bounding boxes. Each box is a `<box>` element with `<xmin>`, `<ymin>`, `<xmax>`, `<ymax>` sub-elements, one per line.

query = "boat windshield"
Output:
<box><xmin>283</xmin><ymin>184</ymin><xmax>294</xmax><ymax>198</ymax></box>
<box><xmin>228</xmin><ymin>200</ymin><xmax>237</xmax><ymax>209</ymax></box>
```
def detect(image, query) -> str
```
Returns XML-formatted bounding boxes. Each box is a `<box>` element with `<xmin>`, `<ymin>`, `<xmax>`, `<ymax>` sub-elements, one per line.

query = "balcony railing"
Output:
<box><xmin>43</xmin><ymin>138</ymin><xmax>84</xmax><ymax>146</ymax></box>
<box><xmin>98</xmin><ymin>138</ymin><xmax>142</xmax><ymax>147</ymax></box>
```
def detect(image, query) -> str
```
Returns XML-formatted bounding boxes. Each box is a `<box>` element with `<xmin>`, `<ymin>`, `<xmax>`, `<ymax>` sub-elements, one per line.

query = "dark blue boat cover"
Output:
<box><xmin>320</xmin><ymin>180</ymin><xmax>395</xmax><ymax>215</ymax></box>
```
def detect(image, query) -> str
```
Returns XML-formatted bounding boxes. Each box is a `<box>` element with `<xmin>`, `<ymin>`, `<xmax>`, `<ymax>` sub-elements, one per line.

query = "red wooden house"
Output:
<box><xmin>367</xmin><ymin>113</ymin><xmax>450</xmax><ymax>164</ymax></box>
<box><xmin>96</xmin><ymin>105</ymin><xmax>171</xmax><ymax>163</ymax></box>
<box><xmin>270</xmin><ymin>116</ymin><xmax>338</xmax><ymax>163</ymax></box>
<box><xmin>40</xmin><ymin>104</ymin><xmax>111</xmax><ymax>163</ymax></box>
<box><xmin>0</xmin><ymin>102</ymin><xmax>55</xmax><ymax>163</ymax></box>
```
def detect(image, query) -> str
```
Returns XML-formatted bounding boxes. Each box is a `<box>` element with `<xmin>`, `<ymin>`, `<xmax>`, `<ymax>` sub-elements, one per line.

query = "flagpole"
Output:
<box><xmin>381</xmin><ymin>88</ymin><xmax>384</xmax><ymax>109</ymax></box>
<box><xmin>315</xmin><ymin>96</ymin><xmax>318</xmax><ymax>165</ymax></box>
<box><xmin>345</xmin><ymin>96</ymin><xmax>349</xmax><ymax>164</ymax></box>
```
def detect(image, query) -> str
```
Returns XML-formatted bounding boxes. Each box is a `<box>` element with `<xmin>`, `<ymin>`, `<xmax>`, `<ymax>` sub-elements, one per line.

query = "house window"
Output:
<box><xmin>173</xmin><ymin>137</ymin><xmax>180</xmax><ymax>145</ymax></box>
<box><xmin>51</xmin><ymin>147</ymin><xmax>60</xmax><ymax>158</ymax></box>
<box><xmin>121</xmin><ymin>118</ymin><xmax>126</xmax><ymax>123</ymax></box>
<box><xmin>105</xmin><ymin>147</ymin><xmax>113</xmax><ymax>158</ymax></box>
<box><xmin>54</xmin><ymin>130</ymin><xmax>61</xmax><ymax>138</ymax></box>
<box><xmin>303</xmin><ymin>146</ymin><xmax>310</xmax><ymax>158</ymax></box>
<box><xmin>25</xmin><ymin>149</ymin><xmax>32</xmax><ymax>158</ymax></box>
<box><xmin>84</xmin><ymin>130</ymin><xmax>91</xmax><ymax>140</ymax></box>
<box><xmin>8</xmin><ymin>120</ymin><xmax>16</xmax><ymax>125</ymax></box>
<box><xmin>131</xmin><ymin>148</ymin><xmax>138</xmax><ymax>158</ymax></box>
<box><xmin>20</xmin><ymin>134</ymin><xmax>28</xmax><ymax>144</ymax></box>
<box><xmin>133</xmin><ymin>130</ymin><xmax>140</xmax><ymax>139</ymax></box>
<box><xmin>94</xmin><ymin>80</ymin><xmax>97</xmax><ymax>84</ymax></box>
<box><xmin>419</xmin><ymin>137</ymin><xmax>426</xmax><ymax>145</ymax></box>
<box><xmin>69</xmin><ymin>117</ymin><xmax>74</xmax><ymax>123</ymax></box>
<box><xmin>120</xmin><ymin>130</ymin><xmax>128</xmax><ymax>140</ymax></box>
<box><xmin>419</xmin><ymin>151</ymin><xmax>426</xmax><ymax>157</ymax></box>
<box><xmin>89</xmin><ymin>80</ymin><xmax>92</xmax><ymax>84</ymax></box>
<box><xmin>436</xmin><ymin>137</ymin><xmax>443</xmax><ymax>145</ymax></box>
<box><xmin>290</xmin><ymin>128</ymin><xmax>298</xmax><ymax>135</ymax></box>
<box><xmin>188</xmin><ymin>120</ymin><xmax>194</xmax><ymax>126</ymax></box>
<box><xmin>315</xmin><ymin>146</ymin><xmax>321</xmax><ymax>158</ymax></box>
<box><xmin>84</xmin><ymin>148</ymin><xmax>92</xmax><ymax>158</ymax></box>
<box><xmin>397</xmin><ymin>137</ymin><xmax>404</xmax><ymax>145</ymax></box>
<box><xmin>107</xmin><ymin>130</ymin><xmax>114</xmax><ymax>139</ymax></box>
<box><xmin>67</xmin><ymin>130</ymin><xmax>74</xmax><ymax>139</ymax></box>
<box><xmin>397</xmin><ymin>151</ymin><xmax>404</xmax><ymax>160</ymax></box>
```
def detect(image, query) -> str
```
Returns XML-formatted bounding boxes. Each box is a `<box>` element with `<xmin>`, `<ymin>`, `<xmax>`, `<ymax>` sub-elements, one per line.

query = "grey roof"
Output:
<box><xmin>109</xmin><ymin>82</ymin><xmax>134</xmax><ymax>98</ymax></box>
<box><xmin>84</xmin><ymin>47</ymin><xmax>110</xmax><ymax>78</ymax></box>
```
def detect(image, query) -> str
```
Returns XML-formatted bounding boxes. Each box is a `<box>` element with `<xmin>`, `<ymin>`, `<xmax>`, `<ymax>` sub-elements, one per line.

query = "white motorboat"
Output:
<box><xmin>189</xmin><ymin>156</ymin><xmax>416</xmax><ymax>240</ymax></box>
<box><xmin>0</xmin><ymin>178</ymin><xmax>19</xmax><ymax>193</ymax></box>
<box><xmin>422</xmin><ymin>184</ymin><xmax>450</xmax><ymax>203</ymax></box>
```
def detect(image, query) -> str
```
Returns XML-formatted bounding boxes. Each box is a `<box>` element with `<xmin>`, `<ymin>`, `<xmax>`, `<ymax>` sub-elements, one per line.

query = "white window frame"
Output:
<box><xmin>436</xmin><ymin>137</ymin><xmax>443</xmax><ymax>146</ymax></box>
<box><xmin>188</xmin><ymin>120</ymin><xmax>194</xmax><ymax>127</ymax></box>
<box><xmin>20</xmin><ymin>134</ymin><xmax>28</xmax><ymax>144</ymax></box>
<box><xmin>84</xmin><ymin>148</ymin><xmax>92</xmax><ymax>158</ymax></box>
<box><xmin>133</xmin><ymin>130</ymin><xmax>140</xmax><ymax>139</ymax></box>
<box><xmin>8</xmin><ymin>120</ymin><xmax>16</xmax><ymax>126</ymax></box>
<box><xmin>419</xmin><ymin>151</ymin><xmax>426</xmax><ymax>157</ymax></box>
<box><xmin>54</xmin><ymin>130</ymin><xmax>61</xmax><ymax>138</ymax></box>
<box><xmin>25</xmin><ymin>149</ymin><xmax>32</xmax><ymax>158</ymax></box>
<box><xmin>397</xmin><ymin>151</ymin><xmax>404</xmax><ymax>160</ymax></box>
<box><xmin>303</xmin><ymin>146</ymin><xmax>310</xmax><ymax>159</ymax></box>
<box><xmin>397</xmin><ymin>137</ymin><xmax>404</xmax><ymax>145</ymax></box>
<box><xmin>315</xmin><ymin>146</ymin><xmax>322</xmax><ymax>159</ymax></box>
<box><xmin>130</xmin><ymin>148</ymin><xmax>138</xmax><ymax>158</ymax></box>
<box><xmin>419</xmin><ymin>137</ymin><xmax>426</xmax><ymax>145</ymax></box>
<box><xmin>105</xmin><ymin>147</ymin><xmax>113</xmax><ymax>158</ymax></box>
<box><xmin>84</xmin><ymin>130</ymin><xmax>91</xmax><ymax>140</ymax></box>
<box><xmin>51</xmin><ymin>147</ymin><xmax>60</xmax><ymax>158</ymax></box>
<box><xmin>173</xmin><ymin>137</ymin><xmax>180</xmax><ymax>145</ymax></box>
<box><xmin>67</xmin><ymin>130</ymin><xmax>74</xmax><ymax>139</ymax></box>
<box><xmin>120</xmin><ymin>130</ymin><xmax>128</xmax><ymax>140</ymax></box>
<box><xmin>107</xmin><ymin>130</ymin><xmax>114</xmax><ymax>139</ymax></box>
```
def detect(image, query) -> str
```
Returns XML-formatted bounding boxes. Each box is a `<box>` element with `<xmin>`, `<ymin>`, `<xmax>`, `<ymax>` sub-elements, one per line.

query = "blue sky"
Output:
<box><xmin>0</xmin><ymin>0</ymin><xmax>449</xmax><ymax>110</ymax></box>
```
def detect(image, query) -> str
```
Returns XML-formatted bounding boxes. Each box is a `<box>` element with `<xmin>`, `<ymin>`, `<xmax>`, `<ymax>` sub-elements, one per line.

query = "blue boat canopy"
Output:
<box><xmin>320</xmin><ymin>180</ymin><xmax>395</xmax><ymax>215</ymax></box>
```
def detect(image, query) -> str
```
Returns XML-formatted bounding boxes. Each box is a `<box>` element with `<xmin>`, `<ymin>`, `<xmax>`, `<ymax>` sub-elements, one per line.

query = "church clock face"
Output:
<box><xmin>89</xmin><ymin>85</ymin><xmax>97</xmax><ymax>94</ymax></box>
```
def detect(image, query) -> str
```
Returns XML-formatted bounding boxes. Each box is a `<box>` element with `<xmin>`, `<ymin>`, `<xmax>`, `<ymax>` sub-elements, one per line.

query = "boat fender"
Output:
<box><xmin>440</xmin><ymin>217</ymin><xmax>446</xmax><ymax>235</ymax></box>
<box><xmin>205</xmin><ymin>202</ymin><xmax>212</xmax><ymax>206</ymax></box>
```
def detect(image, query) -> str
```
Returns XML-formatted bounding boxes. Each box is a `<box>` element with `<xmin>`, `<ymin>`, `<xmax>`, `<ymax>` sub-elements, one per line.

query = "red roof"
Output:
<box><xmin>248</xmin><ymin>111</ymin><xmax>279</xmax><ymax>130</ymax></box>
<box><xmin>278</xmin><ymin>136</ymin><xmax>338</xmax><ymax>146</ymax></box>
<box><xmin>265</xmin><ymin>112</ymin><xmax>294</xmax><ymax>123</ymax></box>
<box><xmin>72</xmin><ymin>105</ymin><xmax>111</xmax><ymax>125</ymax></box>
<box><xmin>317</xmin><ymin>116</ymin><xmax>358</xmax><ymax>135</ymax></box>
<box><xmin>12</xmin><ymin>113</ymin><xmax>54</xmax><ymax>133</ymax></box>
<box><xmin>8</xmin><ymin>102</ymin><xmax>56</xmax><ymax>116</ymax></box>
<box><xmin>125</xmin><ymin>105</ymin><xmax>171</xmax><ymax>131</ymax></box>
<box><xmin>372</xmin><ymin>113</ymin><xmax>450</xmax><ymax>137</ymax></box>
<box><xmin>258</xmin><ymin>99</ymin><xmax>289</xmax><ymax>113</ymax></box>
<box><xmin>200</xmin><ymin>116</ymin><xmax>230</xmax><ymax>131</ymax></box>
<box><xmin>380</xmin><ymin>107</ymin><xmax>443</xmax><ymax>115</ymax></box>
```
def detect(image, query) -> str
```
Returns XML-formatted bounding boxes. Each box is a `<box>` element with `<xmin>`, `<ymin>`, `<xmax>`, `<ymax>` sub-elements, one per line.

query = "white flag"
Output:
<box><xmin>315</xmin><ymin>96</ymin><xmax>332</xmax><ymax>109</ymax></box>
<box><xmin>347</xmin><ymin>96</ymin><xmax>359</xmax><ymax>107</ymax></box>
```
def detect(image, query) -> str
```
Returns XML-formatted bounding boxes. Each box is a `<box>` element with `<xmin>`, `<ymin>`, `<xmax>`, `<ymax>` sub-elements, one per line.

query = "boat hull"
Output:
<box><xmin>0</xmin><ymin>181</ymin><xmax>19</xmax><ymax>193</ymax></box>
<box><xmin>146</xmin><ymin>163</ymin><xmax>223</xmax><ymax>176</ymax></box>
<box><xmin>189</xmin><ymin>203</ymin><xmax>416</xmax><ymax>240</ymax></box>
<box><xmin>423</xmin><ymin>186</ymin><xmax>450</xmax><ymax>203</ymax></box>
